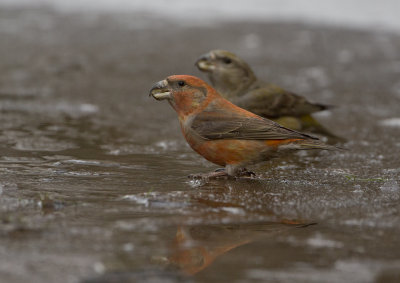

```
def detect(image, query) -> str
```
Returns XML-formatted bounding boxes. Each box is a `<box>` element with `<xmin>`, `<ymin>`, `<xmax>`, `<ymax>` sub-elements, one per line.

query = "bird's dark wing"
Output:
<box><xmin>190</xmin><ymin>105</ymin><xmax>316</xmax><ymax>141</ymax></box>
<box><xmin>232</xmin><ymin>82</ymin><xmax>333</xmax><ymax>118</ymax></box>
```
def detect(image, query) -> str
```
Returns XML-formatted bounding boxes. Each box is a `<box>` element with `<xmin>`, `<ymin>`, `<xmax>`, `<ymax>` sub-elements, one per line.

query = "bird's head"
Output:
<box><xmin>149</xmin><ymin>75</ymin><xmax>213</xmax><ymax>117</ymax></box>
<box><xmin>195</xmin><ymin>49</ymin><xmax>256</xmax><ymax>97</ymax></box>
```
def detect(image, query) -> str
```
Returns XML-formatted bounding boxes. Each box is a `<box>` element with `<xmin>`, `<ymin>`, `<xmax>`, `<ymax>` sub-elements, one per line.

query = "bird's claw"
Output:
<box><xmin>236</xmin><ymin>168</ymin><xmax>256</xmax><ymax>178</ymax></box>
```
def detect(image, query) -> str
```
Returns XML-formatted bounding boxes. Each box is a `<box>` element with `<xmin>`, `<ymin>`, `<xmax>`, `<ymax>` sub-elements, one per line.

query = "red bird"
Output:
<box><xmin>149</xmin><ymin>75</ymin><xmax>336</xmax><ymax>178</ymax></box>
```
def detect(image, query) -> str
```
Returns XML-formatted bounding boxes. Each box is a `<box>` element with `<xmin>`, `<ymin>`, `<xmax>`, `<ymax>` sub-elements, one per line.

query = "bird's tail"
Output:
<box><xmin>315</xmin><ymin>103</ymin><xmax>336</xmax><ymax>112</ymax></box>
<box><xmin>274</xmin><ymin>138</ymin><xmax>344</xmax><ymax>151</ymax></box>
<box><xmin>300</xmin><ymin>114</ymin><xmax>346</xmax><ymax>143</ymax></box>
<box><xmin>296</xmin><ymin>140</ymin><xmax>340</xmax><ymax>151</ymax></box>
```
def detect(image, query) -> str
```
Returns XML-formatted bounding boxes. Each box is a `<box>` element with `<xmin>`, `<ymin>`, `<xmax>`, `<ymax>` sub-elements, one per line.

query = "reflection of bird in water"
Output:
<box><xmin>167</xmin><ymin>221</ymin><xmax>314</xmax><ymax>275</ymax></box>
<box><xmin>168</xmin><ymin>226</ymin><xmax>252</xmax><ymax>275</ymax></box>
<box><xmin>196</xmin><ymin>50</ymin><xmax>344</xmax><ymax>142</ymax></box>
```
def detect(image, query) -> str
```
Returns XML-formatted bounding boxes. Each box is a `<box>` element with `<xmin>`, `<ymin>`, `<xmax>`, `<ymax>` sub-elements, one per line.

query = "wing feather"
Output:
<box><xmin>232</xmin><ymin>82</ymin><xmax>333</xmax><ymax>118</ymax></box>
<box><xmin>191</xmin><ymin>105</ymin><xmax>317</xmax><ymax>141</ymax></box>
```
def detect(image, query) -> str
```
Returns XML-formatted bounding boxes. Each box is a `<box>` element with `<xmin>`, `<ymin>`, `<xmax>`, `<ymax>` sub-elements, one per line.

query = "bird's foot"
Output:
<box><xmin>188</xmin><ymin>168</ymin><xmax>256</xmax><ymax>180</ymax></box>
<box><xmin>188</xmin><ymin>170</ymin><xmax>229</xmax><ymax>180</ymax></box>
<box><xmin>235</xmin><ymin>168</ymin><xmax>256</xmax><ymax>178</ymax></box>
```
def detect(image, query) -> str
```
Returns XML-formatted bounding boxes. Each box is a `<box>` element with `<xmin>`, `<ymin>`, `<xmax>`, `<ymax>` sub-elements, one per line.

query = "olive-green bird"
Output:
<box><xmin>195</xmin><ymin>49</ymin><xmax>343</xmax><ymax>141</ymax></box>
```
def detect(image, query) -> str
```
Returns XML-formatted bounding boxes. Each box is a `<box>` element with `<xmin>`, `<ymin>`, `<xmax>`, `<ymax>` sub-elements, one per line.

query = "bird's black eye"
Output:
<box><xmin>222</xmin><ymin>57</ymin><xmax>232</xmax><ymax>64</ymax></box>
<box><xmin>178</xmin><ymin>80</ymin><xmax>185</xmax><ymax>87</ymax></box>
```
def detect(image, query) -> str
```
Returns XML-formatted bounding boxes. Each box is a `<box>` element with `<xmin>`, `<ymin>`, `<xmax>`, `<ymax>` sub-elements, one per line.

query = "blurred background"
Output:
<box><xmin>3</xmin><ymin>0</ymin><xmax>400</xmax><ymax>30</ymax></box>
<box><xmin>0</xmin><ymin>0</ymin><xmax>400</xmax><ymax>30</ymax></box>
<box><xmin>0</xmin><ymin>1</ymin><xmax>399</xmax><ymax>283</ymax></box>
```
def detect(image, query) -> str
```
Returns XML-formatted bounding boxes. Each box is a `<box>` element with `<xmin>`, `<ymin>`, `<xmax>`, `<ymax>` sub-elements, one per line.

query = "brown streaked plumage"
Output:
<box><xmin>195</xmin><ymin>49</ymin><xmax>343</xmax><ymax>141</ymax></box>
<box><xmin>149</xmin><ymin>75</ymin><xmax>336</xmax><ymax>178</ymax></box>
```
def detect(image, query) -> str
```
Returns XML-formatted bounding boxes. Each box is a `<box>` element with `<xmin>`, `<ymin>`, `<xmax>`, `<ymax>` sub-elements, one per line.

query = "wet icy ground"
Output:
<box><xmin>0</xmin><ymin>6</ymin><xmax>399</xmax><ymax>283</ymax></box>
